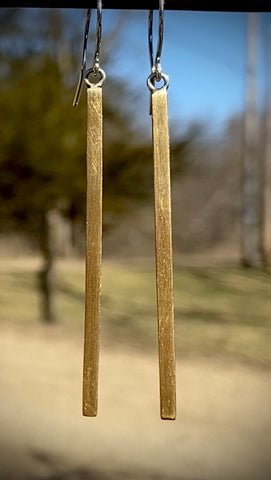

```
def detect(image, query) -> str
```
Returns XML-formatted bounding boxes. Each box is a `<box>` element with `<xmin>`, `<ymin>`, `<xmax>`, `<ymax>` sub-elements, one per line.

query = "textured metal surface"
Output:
<box><xmin>83</xmin><ymin>86</ymin><xmax>103</xmax><ymax>417</ymax></box>
<box><xmin>152</xmin><ymin>89</ymin><xmax>176</xmax><ymax>420</ymax></box>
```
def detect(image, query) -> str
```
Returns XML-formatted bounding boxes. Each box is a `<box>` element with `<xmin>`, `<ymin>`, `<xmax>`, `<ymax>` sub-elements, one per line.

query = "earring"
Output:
<box><xmin>73</xmin><ymin>2</ymin><xmax>105</xmax><ymax>417</ymax></box>
<box><xmin>147</xmin><ymin>0</ymin><xmax>176</xmax><ymax>420</ymax></box>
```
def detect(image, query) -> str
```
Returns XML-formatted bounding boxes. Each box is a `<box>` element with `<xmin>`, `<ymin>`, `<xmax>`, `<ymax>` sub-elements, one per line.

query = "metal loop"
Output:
<box><xmin>147</xmin><ymin>71</ymin><xmax>169</xmax><ymax>92</ymax></box>
<box><xmin>148</xmin><ymin>0</ymin><xmax>164</xmax><ymax>81</ymax></box>
<box><xmin>85</xmin><ymin>67</ymin><xmax>106</xmax><ymax>88</ymax></box>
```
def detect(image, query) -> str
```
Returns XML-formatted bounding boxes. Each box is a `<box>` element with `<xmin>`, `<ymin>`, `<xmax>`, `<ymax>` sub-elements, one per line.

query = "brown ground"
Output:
<box><xmin>0</xmin><ymin>320</ymin><xmax>271</xmax><ymax>480</ymax></box>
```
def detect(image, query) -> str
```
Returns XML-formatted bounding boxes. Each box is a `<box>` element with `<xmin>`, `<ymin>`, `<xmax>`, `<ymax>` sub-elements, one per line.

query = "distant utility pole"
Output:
<box><xmin>241</xmin><ymin>12</ymin><xmax>266</xmax><ymax>268</ymax></box>
<box><xmin>263</xmin><ymin>29</ymin><xmax>271</xmax><ymax>262</ymax></box>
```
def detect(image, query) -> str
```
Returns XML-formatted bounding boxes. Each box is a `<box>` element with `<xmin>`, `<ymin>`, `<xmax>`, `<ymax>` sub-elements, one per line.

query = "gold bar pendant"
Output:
<box><xmin>83</xmin><ymin>86</ymin><xmax>103</xmax><ymax>417</ymax></box>
<box><xmin>151</xmin><ymin>89</ymin><xmax>176</xmax><ymax>420</ymax></box>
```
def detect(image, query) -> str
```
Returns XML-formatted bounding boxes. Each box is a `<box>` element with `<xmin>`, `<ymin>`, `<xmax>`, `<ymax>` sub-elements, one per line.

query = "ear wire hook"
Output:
<box><xmin>147</xmin><ymin>0</ymin><xmax>169</xmax><ymax>93</ymax></box>
<box><xmin>148</xmin><ymin>0</ymin><xmax>164</xmax><ymax>80</ymax></box>
<box><xmin>93</xmin><ymin>0</ymin><xmax>102</xmax><ymax>73</ymax></box>
<box><xmin>84</xmin><ymin>0</ymin><xmax>106</xmax><ymax>90</ymax></box>
<box><xmin>73</xmin><ymin>2</ymin><xmax>106</xmax><ymax>107</ymax></box>
<box><xmin>73</xmin><ymin>8</ymin><xmax>92</xmax><ymax>107</ymax></box>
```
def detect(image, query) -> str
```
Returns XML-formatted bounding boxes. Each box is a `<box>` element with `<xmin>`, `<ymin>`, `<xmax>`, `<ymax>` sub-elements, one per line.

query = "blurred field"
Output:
<box><xmin>0</xmin><ymin>257</ymin><xmax>271</xmax><ymax>480</ymax></box>
<box><xmin>0</xmin><ymin>257</ymin><xmax>271</xmax><ymax>366</ymax></box>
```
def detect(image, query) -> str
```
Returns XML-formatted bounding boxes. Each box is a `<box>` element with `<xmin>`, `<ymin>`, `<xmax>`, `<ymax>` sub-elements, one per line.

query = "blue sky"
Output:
<box><xmin>97</xmin><ymin>10</ymin><xmax>271</xmax><ymax>136</ymax></box>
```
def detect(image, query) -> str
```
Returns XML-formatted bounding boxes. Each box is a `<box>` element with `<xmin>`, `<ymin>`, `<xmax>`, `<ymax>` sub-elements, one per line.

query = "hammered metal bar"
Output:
<box><xmin>151</xmin><ymin>89</ymin><xmax>176</xmax><ymax>420</ymax></box>
<box><xmin>83</xmin><ymin>86</ymin><xmax>103</xmax><ymax>417</ymax></box>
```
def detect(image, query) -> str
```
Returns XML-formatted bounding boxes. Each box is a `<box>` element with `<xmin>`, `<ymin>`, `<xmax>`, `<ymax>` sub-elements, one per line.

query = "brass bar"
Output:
<box><xmin>83</xmin><ymin>86</ymin><xmax>103</xmax><ymax>417</ymax></box>
<box><xmin>151</xmin><ymin>89</ymin><xmax>176</xmax><ymax>420</ymax></box>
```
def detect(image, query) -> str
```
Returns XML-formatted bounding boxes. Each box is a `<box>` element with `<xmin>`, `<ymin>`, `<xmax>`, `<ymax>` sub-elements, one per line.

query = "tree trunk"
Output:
<box><xmin>241</xmin><ymin>13</ymin><xmax>266</xmax><ymax>268</ymax></box>
<box><xmin>38</xmin><ymin>211</ymin><xmax>56</xmax><ymax>323</ymax></box>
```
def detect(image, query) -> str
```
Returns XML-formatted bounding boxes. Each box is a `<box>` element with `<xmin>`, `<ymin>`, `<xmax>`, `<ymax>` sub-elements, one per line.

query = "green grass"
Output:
<box><xmin>0</xmin><ymin>259</ymin><xmax>271</xmax><ymax>366</ymax></box>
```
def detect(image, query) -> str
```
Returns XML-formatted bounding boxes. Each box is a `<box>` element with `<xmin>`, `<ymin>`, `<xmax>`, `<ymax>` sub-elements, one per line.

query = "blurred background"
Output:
<box><xmin>0</xmin><ymin>7</ymin><xmax>271</xmax><ymax>480</ymax></box>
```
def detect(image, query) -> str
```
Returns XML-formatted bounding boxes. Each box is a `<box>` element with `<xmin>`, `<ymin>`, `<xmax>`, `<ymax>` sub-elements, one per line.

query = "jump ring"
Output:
<box><xmin>147</xmin><ymin>71</ymin><xmax>169</xmax><ymax>92</ymax></box>
<box><xmin>85</xmin><ymin>67</ymin><xmax>106</xmax><ymax>88</ymax></box>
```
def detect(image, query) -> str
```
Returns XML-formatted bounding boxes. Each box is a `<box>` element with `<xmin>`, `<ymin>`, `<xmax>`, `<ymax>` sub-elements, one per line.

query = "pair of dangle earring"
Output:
<box><xmin>74</xmin><ymin>0</ymin><xmax>176</xmax><ymax>420</ymax></box>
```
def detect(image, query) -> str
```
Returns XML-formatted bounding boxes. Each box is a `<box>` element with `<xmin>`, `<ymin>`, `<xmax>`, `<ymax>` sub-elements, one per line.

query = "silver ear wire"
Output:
<box><xmin>148</xmin><ymin>0</ymin><xmax>164</xmax><ymax>82</ymax></box>
<box><xmin>73</xmin><ymin>9</ymin><xmax>92</xmax><ymax>107</ymax></box>
<box><xmin>73</xmin><ymin>2</ymin><xmax>105</xmax><ymax>107</ymax></box>
<box><xmin>93</xmin><ymin>0</ymin><xmax>102</xmax><ymax>74</ymax></box>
